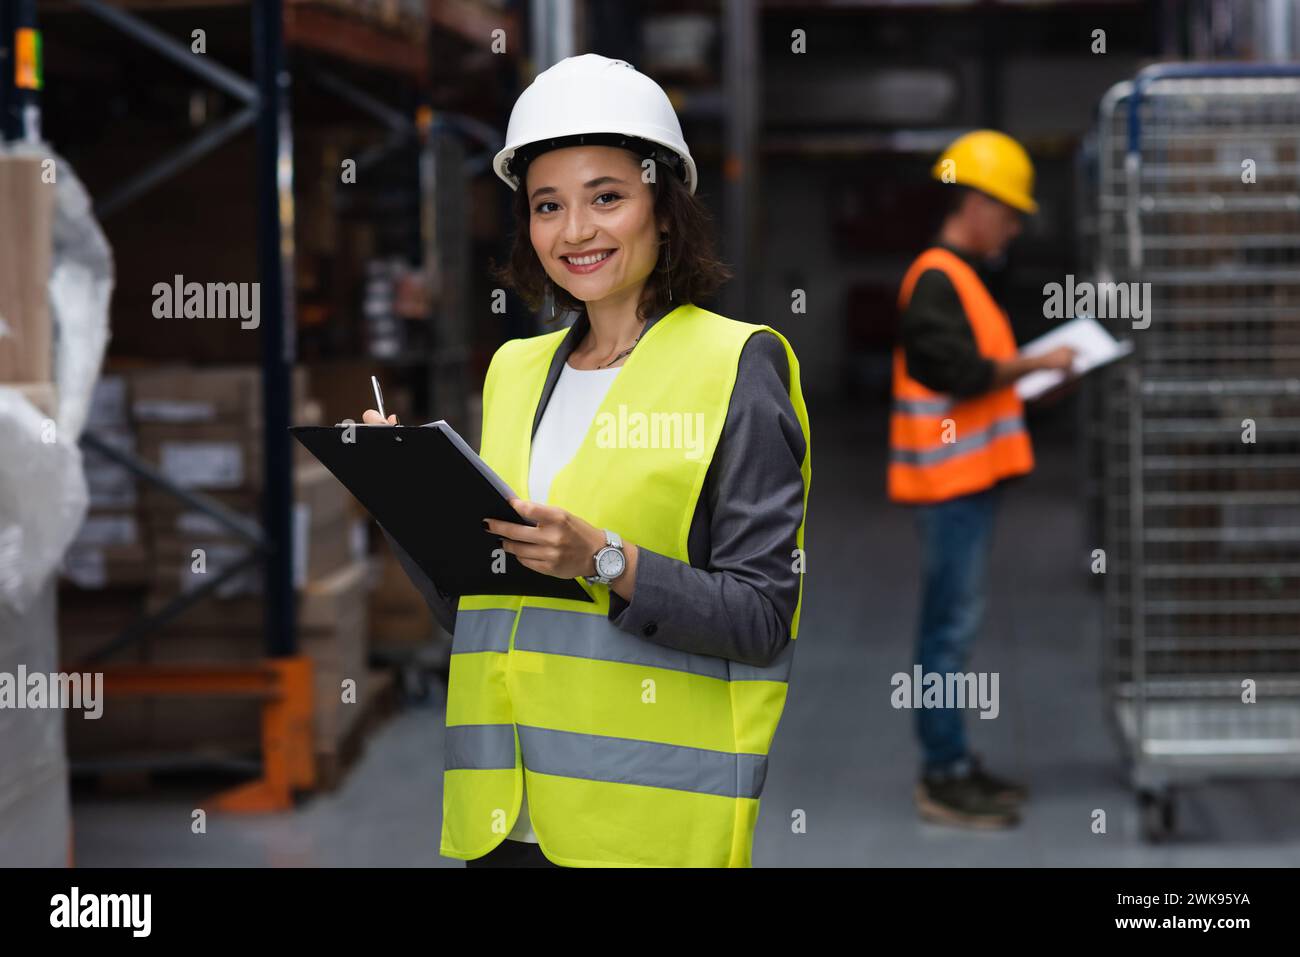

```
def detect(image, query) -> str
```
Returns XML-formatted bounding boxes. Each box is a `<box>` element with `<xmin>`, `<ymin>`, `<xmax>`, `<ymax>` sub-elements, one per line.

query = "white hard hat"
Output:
<box><xmin>493</xmin><ymin>53</ymin><xmax>697</xmax><ymax>195</ymax></box>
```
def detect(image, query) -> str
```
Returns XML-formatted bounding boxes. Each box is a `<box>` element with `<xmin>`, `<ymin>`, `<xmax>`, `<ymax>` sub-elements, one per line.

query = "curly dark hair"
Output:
<box><xmin>490</xmin><ymin>153</ymin><xmax>733</xmax><ymax>325</ymax></box>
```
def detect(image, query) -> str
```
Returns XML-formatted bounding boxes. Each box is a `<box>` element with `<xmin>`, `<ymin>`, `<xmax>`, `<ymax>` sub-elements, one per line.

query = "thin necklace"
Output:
<box><xmin>594</xmin><ymin>326</ymin><xmax>645</xmax><ymax>369</ymax></box>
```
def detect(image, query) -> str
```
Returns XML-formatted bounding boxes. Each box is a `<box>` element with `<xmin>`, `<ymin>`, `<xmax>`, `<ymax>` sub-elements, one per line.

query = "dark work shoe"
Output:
<box><xmin>915</xmin><ymin>772</ymin><xmax>1020</xmax><ymax>829</ymax></box>
<box><xmin>969</xmin><ymin>755</ymin><xmax>1028</xmax><ymax>806</ymax></box>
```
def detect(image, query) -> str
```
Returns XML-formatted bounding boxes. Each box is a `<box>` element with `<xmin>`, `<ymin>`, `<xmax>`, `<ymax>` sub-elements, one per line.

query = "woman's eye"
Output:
<box><xmin>535</xmin><ymin>201</ymin><xmax>559</xmax><ymax>214</ymax></box>
<box><xmin>594</xmin><ymin>192</ymin><xmax>621</xmax><ymax>206</ymax></box>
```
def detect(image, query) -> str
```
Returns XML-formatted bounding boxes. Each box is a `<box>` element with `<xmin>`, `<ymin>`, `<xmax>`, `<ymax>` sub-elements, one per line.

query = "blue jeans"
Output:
<box><xmin>912</xmin><ymin>485</ymin><xmax>1001</xmax><ymax>776</ymax></box>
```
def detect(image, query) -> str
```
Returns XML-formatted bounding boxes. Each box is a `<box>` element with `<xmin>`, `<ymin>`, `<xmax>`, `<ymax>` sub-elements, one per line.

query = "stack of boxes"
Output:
<box><xmin>131</xmin><ymin>366</ymin><xmax>308</xmax><ymax>602</ymax></box>
<box><xmin>63</xmin><ymin>376</ymin><xmax>148</xmax><ymax>590</ymax></box>
<box><xmin>61</xmin><ymin>364</ymin><xmax>378</xmax><ymax>773</ymax></box>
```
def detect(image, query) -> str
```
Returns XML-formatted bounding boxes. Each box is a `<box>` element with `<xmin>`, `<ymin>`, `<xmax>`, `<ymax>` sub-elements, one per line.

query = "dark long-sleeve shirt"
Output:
<box><xmin>381</xmin><ymin>303</ymin><xmax>808</xmax><ymax>669</ymax></box>
<box><xmin>899</xmin><ymin>243</ymin><xmax>996</xmax><ymax>398</ymax></box>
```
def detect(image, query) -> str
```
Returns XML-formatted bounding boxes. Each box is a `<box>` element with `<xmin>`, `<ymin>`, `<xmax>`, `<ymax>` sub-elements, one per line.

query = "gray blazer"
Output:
<box><xmin>381</xmin><ymin>303</ymin><xmax>808</xmax><ymax>668</ymax></box>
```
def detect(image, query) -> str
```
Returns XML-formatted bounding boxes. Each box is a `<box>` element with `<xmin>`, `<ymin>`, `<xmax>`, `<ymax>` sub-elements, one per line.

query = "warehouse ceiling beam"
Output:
<box><xmin>73</xmin><ymin>0</ymin><xmax>261</xmax><ymax>218</ymax></box>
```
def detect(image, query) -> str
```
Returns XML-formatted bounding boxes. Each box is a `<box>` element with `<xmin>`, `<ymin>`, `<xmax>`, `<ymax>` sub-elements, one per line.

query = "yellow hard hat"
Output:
<box><xmin>932</xmin><ymin>130</ymin><xmax>1038</xmax><ymax>214</ymax></box>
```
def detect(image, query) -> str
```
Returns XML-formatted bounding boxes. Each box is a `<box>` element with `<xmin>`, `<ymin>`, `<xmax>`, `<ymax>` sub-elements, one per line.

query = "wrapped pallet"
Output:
<box><xmin>0</xmin><ymin>147</ymin><xmax>113</xmax><ymax>865</ymax></box>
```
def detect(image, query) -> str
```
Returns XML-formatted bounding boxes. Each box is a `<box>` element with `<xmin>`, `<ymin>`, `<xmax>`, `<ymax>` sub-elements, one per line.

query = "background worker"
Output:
<box><xmin>889</xmin><ymin>130</ymin><xmax>1076</xmax><ymax>829</ymax></box>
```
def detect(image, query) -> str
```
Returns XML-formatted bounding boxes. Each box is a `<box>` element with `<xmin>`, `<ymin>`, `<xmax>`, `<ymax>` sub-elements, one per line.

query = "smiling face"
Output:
<box><xmin>525</xmin><ymin>145</ymin><xmax>662</xmax><ymax>310</ymax></box>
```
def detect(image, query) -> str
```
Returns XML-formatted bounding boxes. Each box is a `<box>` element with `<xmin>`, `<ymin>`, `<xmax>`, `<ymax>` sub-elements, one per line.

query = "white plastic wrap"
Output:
<box><xmin>0</xmin><ymin>145</ymin><xmax>113</xmax><ymax>614</ymax></box>
<box><xmin>0</xmin><ymin>390</ymin><xmax>88</xmax><ymax>613</ymax></box>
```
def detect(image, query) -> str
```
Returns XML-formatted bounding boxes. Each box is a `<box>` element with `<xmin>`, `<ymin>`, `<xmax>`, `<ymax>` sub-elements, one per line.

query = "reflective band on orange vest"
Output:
<box><xmin>892</xmin><ymin>397</ymin><xmax>954</xmax><ymax>416</ymax></box>
<box><xmin>889</xmin><ymin>414</ymin><xmax>1027</xmax><ymax>466</ymax></box>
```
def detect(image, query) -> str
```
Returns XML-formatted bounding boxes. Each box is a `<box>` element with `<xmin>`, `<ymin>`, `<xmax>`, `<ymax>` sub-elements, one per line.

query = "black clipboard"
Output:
<box><xmin>290</xmin><ymin>423</ymin><xmax>593</xmax><ymax>603</ymax></box>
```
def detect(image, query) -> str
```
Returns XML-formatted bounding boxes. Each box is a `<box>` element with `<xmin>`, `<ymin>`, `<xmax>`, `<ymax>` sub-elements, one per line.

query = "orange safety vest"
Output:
<box><xmin>888</xmin><ymin>247</ymin><xmax>1034</xmax><ymax>504</ymax></box>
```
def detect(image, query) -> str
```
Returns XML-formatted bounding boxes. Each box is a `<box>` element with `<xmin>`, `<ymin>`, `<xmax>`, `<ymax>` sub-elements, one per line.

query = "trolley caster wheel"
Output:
<box><xmin>1138</xmin><ymin>790</ymin><xmax>1175</xmax><ymax>842</ymax></box>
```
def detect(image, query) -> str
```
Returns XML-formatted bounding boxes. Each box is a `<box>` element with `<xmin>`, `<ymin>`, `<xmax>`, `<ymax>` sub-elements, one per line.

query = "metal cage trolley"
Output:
<box><xmin>1089</xmin><ymin>63</ymin><xmax>1300</xmax><ymax>841</ymax></box>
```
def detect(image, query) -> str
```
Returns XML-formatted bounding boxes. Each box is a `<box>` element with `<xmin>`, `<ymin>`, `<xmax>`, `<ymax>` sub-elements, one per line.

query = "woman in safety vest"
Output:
<box><xmin>365</xmin><ymin>54</ymin><xmax>812</xmax><ymax>868</ymax></box>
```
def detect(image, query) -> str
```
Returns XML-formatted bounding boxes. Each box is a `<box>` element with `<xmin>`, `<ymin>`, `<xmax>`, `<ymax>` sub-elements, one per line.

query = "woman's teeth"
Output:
<box><xmin>566</xmin><ymin>251</ymin><xmax>613</xmax><ymax>265</ymax></box>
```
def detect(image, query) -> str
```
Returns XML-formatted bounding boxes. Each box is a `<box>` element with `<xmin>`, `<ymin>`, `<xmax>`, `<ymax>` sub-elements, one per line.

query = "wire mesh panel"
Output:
<box><xmin>1090</xmin><ymin>66</ymin><xmax>1300</xmax><ymax>833</ymax></box>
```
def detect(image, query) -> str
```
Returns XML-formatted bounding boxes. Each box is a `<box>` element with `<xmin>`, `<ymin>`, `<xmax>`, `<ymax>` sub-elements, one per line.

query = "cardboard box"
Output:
<box><xmin>0</xmin><ymin>156</ymin><xmax>55</xmax><ymax>383</ymax></box>
<box><xmin>130</xmin><ymin>365</ymin><xmax>309</xmax><ymax>428</ymax></box>
<box><xmin>137</xmin><ymin>421</ymin><xmax>262</xmax><ymax>493</ymax></box>
<box><xmin>147</xmin><ymin>468</ymin><xmax>362</xmax><ymax>596</ymax></box>
<box><xmin>62</xmin><ymin>546</ymin><xmax>150</xmax><ymax>590</ymax></box>
<box><xmin>133</xmin><ymin>381</ymin><xmax>319</xmax><ymax>498</ymax></box>
<box><xmin>294</xmin><ymin>461</ymin><xmax>353</xmax><ymax>528</ymax></box>
<box><xmin>142</xmin><ymin>490</ymin><xmax>260</xmax><ymax>530</ymax></box>
<box><xmin>312</xmin><ymin>612</ymin><xmax>368</xmax><ymax>755</ymax></box>
<box><xmin>62</xmin><ymin>512</ymin><xmax>150</xmax><ymax>589</ymax></box>
<box><xmin>302</xmin><ymin>563</ymin><xmax>371</xmax><ymax>753</ymax></box>
<box><xmin>150</xmin><ymin>539</ymin><xmax>262</xmax><ymax>599</ymax></box>
<box><xmin>296</xmin><ymin>514</ymin><xmax>354</xmax><ymax>586</ymax></box>
<box><xmin>301</xmin><ymin>560</ymin><xmax>368</xmax><ymax>628</ymax></box>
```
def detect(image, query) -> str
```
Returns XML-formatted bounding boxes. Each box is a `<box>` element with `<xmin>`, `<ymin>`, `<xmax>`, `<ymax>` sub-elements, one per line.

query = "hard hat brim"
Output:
<box><xmin>497</xmin><ymin>131</ymin><xmax>696</xmax><ymax>195</ymax></box>
<box><xmin>931</xmin><ymin>166</ymin><xmax>1038</xmax><ymax>215</ymax></box>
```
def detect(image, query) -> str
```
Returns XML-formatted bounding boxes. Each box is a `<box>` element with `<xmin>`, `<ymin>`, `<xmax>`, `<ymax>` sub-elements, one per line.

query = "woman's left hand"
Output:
<box><xmin>485</xmin><ymin>499</ymin><xmax>607</xmax><ymax>581</ymax></box>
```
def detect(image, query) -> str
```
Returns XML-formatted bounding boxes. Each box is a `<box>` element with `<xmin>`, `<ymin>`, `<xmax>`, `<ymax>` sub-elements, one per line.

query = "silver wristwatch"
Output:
<box><xmin>585</xmin><ymin>529</ymin><xmax>626</xmax><ymax>585</ymax></box>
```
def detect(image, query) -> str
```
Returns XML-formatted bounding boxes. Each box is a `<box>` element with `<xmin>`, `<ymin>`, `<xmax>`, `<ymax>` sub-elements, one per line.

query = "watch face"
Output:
<box><xmin>597</xmin><ymin>547</ymin><xmax>625</xmax><ymax>579</ymax></box>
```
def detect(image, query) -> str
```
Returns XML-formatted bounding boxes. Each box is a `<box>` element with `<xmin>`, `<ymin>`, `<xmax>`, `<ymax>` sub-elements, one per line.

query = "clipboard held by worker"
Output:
<box><xmin>290</xmin><ymin>419</ymin><xmax>594</xmax><ymax>603</ymax></box>
<box><xmin>1015</xmin><ymin>315</ymin><xmax>1134</xmax><ymax>401</ymax></box>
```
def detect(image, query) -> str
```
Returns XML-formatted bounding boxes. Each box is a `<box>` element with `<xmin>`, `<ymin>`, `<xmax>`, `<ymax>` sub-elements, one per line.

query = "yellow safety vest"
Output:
<box><xmin>440</xmin><ymin>302</ymin><xmax>812</xmax><ymax>867</ymax></box>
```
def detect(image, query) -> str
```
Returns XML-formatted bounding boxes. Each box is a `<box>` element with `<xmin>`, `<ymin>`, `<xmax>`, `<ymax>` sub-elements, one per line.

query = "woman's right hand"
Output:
<box><xmin>362</xmin><ymin>409</ymin><xmax>398</xmax><ymax>425</ymax></box>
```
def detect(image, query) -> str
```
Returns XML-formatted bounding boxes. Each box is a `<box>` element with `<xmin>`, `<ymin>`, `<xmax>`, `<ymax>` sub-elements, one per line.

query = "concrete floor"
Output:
<box><xmin>71</xmin><ymin>399</ymin><xmax>1300</xmax><ymax>866</ymax></box>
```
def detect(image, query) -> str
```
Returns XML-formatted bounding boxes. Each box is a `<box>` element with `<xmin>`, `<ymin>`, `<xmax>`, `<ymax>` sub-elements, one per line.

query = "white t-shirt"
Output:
<box><xmin>508</xmin><ymin>359</ymin><xmax>621</xmax><ymax>843</ymax></box>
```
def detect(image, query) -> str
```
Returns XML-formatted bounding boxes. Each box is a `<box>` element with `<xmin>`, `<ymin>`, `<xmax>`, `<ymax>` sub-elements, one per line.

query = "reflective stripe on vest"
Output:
<box><xmin>440</xmin><ymin>304</ymin><xmax>812</xmax><ymax>868</ymax></box>
<box><xmin>444</xmin><ymin>724</ymin><xmax>767</xmax><ymax>799</ymax></box>
<box><xmin>889</xmin><ymin>413</ymin><xmax>1027</xmax><ymax>466</ymax></box>
<box><xmin>888</xmin><ymin>248</ymin><xmax>1033</xmax><ymax>504</ymax></box>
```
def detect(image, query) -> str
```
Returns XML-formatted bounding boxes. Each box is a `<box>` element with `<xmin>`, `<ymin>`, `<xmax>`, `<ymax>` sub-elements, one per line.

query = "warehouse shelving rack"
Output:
<box><xmin>22</xmin><ymin>0</ymin><xmax>510</xmax><ymax>802</ymax></box>
<box><xmin>46</xmin><ymin>0</ymin><xmax>504</xmax><ymax>662</ymax></box>
<box><xmin>1091</xmin><ymin>63</ymin><xmax>1300</xmax><ymax>841</ymax></box>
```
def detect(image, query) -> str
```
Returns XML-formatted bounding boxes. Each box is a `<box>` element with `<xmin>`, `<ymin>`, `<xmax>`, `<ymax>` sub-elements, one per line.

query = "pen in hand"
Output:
<box><xmin>363</xmin><ymin>375</ymin><xmax>398</xmax><ymax>425</ymax></box>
